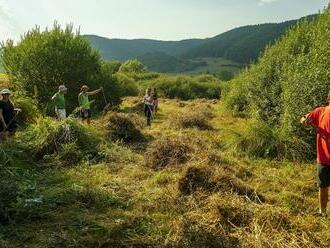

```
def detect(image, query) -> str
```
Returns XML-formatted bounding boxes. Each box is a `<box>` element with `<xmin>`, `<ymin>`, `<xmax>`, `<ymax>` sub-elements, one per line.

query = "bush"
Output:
<box><xmin>224</xmin><ymin>11</ymin><xmax>330</xmax><ymax>154</ymax></box>
<box><xmin>103</xmin><ymin>112</ymin><xmax>144</xmax><ymax>143</ymax></box>
<box><xmin>145</xmin><ymin>137</ymin><xmax>193</xmax><ymax>169</ymax></box>
<box><xmin>1</xmin><ymin>23</ymin><xmax>101</xmax><ymax>112</ymax></box>
<box><xmin>140</xmin><ymin>75</ymin><xmax>222</xmax><ymax>100</ymax></box>
<box><xmin>11</xmin><ymin>92</ymin><xmax>40</xmax><ymax>124</ymax></box>
<box><xmin>227</xmin><ymin>120</ymin><xmax>312</xmax><ymax>161</ymax></box>
<box><xmin>114</xmin><ymin>73</ymin><xmax>139</xmax><ymax>96</ymax></box>
<box><xmin>24</xmin><ymin>118</ymin><xmax>102</xmax><ymax>162</ymax></box>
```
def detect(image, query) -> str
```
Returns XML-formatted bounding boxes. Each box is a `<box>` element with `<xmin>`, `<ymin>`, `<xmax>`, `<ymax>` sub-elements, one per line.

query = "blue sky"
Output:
<box><xmin>0</xmin><ymin>0</ymin><xmax>328</xmax><ymax>41</ymax></box>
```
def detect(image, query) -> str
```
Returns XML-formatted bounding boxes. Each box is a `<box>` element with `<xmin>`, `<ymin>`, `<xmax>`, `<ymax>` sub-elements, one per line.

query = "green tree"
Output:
<box><xmin>118</xmin><ymin>59</ymin><xmax>146</xmax><ymax>74</ymax></box>
<box><xmin>1</xmin><ymin>22</ymin><xmax>101</xmax><ymax>112</ymax></box>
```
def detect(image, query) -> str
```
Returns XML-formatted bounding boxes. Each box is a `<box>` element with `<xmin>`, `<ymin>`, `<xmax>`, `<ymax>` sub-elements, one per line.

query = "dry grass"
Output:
<box><xmin>103</xmin><ymin>112</ymin><xmax>145</xmax><ymax>143</ymax></box>
<box><xmin>169</xmin><ymin>105</ymin><xmax>214</xmax><ymax>130</ymax></box>
<box><xmin>145</xmin><ymin>137</ymin><xmax>193</xmax><ymax>169</ymax></box>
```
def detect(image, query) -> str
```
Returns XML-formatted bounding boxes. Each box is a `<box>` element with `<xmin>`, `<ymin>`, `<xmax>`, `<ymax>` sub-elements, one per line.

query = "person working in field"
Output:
<box><xmin>301</xmin><ymin>91</ymin><xmax>330</xmax><ymax>217</ymax></box>
<box><xmin>78</xmin><ymin>85</ymin><xmax>103</xmax><ymax>124</ymax></box>
<box><xmin>0</xmin><ymin>89</ymin><xmax>21</xmax><ymax>139</ymax></box>
<box><xmin>51</xmin><ymin>85</ymin><xmax>67</xmax><ymax>120</ymax></box>
<box><xmin>143</xmin><ymin>88</ymin><xmax>154</xmax><ymax>126</ymax></box>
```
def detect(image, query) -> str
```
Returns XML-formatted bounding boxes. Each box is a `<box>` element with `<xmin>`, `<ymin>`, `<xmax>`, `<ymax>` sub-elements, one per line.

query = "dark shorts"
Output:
<box><xmin>0</xmin><ymin>121</ymin><xmax>17</xmax><ymax>133</ymax></box>
<box><xmin>81</xmin><ymin>109</ymin><xmax>92</xmax><ymax>119</ymax></box>
<box><xmin>317</xmin><ymin>164</ymin><xmax>330</xmax><ymax>188</ymax></box>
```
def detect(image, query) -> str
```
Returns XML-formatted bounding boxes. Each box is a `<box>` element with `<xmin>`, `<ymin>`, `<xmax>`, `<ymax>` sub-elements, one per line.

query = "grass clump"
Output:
<box><xmin>104</xmin><ymin>112</ymin><xmax>145</xmax><ymax>143</ymax></box>
<box><xmin>24</xmin><ymin>118</ymin><xmax>102</xmax><ymax>163</ymax></box>
<box><xmin>145</xmin><ymin>137</ymin><xmax>193</xmax><ymax>169</ymax></box>
<box><xmin>169</xmin><ymin>106</ymin><xmax>214</xmax><ymax>130</ymax></box>
<box><xmin>228</xmin><ymin>120</ymin><xmax>312</xmax><ymax>161</ymax></box>
<box><xmin>178</xmin><ymin>165</ymin><xmax>264</xmax><ymax>202</ymax></box>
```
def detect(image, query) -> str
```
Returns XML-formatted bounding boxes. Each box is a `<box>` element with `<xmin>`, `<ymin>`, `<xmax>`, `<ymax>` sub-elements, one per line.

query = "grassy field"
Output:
<box><xmin>184</xmin><ymin>57</ymin><xmax>243</xmax><ymax>75</ymax></box>
<box><xmin>1</xmin><ymin>97</ymin><xmax>329</xmax><ymax>248</ymax></box>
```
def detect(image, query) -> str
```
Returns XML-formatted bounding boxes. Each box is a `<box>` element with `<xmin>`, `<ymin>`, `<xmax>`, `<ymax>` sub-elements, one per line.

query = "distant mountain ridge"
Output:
<box><xmin>83</xmin><ymin>14</ymin><xmax>317</xmax><ymax>73</ymax></box>
<box><xmin>83</xmin><ymin>35</ymin><xmax>204</xmax><ymax>61</ymax></box>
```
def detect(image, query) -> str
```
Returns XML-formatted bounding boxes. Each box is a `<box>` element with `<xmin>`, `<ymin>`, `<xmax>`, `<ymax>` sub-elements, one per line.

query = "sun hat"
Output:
<box><xmin>1</xmin><ymin>89</ymin><xmax>11</xmax><ymax>95</ymax></box>
<box><xmin>59</xmin><ymin>85</ymin><xmax>67</xmax><ymax>92</ymax></box>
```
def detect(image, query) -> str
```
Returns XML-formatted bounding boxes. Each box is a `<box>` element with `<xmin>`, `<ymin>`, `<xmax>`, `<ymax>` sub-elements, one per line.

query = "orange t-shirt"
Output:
<box><xmin>308</xmin><ymin>106</ymin><xmax>330</xmax><ymax>165</ymax></box>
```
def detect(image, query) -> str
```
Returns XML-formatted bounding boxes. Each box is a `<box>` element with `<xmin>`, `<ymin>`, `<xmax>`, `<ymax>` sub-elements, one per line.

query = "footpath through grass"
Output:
<box><xmin>1</xmin><ymin>97</ymin><xmax>329</xmax><ymax>248</ymax></box>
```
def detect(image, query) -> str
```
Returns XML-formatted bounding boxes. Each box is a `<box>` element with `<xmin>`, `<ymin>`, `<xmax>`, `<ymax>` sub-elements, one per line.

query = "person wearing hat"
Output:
<box><xmin>0</xmin><ymin>89</ymin><xmax>20</xmax><ymax>139</ymax></box>
<box><xmin>301</xmin><ymin>91</ymin><xmax>330</xmax><ymax>217</ymax></box>
<box><xmin>78</xmin><ymin>85</ymin><xmax>103</xmax><ymax>124</ymax></box>
<box><xmin>51</xmin><ymin>85</ymin><xmax>68</xmax><ymax>120</ymax></box>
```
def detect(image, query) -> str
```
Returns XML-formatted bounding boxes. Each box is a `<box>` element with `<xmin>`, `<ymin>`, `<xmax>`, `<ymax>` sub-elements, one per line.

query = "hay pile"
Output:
<box><xmin>145</xmin><ymin>137</ymin><xmax>193</xmax><ymax>169</ymax></box>
<box><xmin>104</xmin><ymin>112</ymin><xmax>145</xmax><ymax>143</ymax></box>
<box><xmin>178</xmin><ymin>165</ymin><xmax>264</xmax><ymax>203</ymax></box>
<box><xmin>169</xmin><ymin>105</ymin><xmax>214</xmax><ymax>130</ymax></box>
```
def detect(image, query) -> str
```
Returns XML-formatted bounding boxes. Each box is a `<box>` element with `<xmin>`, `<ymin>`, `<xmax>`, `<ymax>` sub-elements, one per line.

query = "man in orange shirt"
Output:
<box><xmin>301</xmin><ymin>94</ymin><xmax>330</xmax><ymax>217</ymax></box>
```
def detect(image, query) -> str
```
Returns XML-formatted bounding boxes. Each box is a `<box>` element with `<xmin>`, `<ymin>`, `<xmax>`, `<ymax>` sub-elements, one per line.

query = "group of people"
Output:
<box><xmin>143</xmin><ymin>87</ymin><xmax>158</xmax><ymax>126</ymax></box>
<box><xmin>51</xmin><ymin>84</ymin><xmax>103</xmax><ymax>124</ymax></box>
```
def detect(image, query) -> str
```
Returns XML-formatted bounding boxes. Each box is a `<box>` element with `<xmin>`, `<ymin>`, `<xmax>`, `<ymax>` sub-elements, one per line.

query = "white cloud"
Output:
<box><xmin>258</xmin><ymin>0</ymin><xmax>280</xmax><ymax>6</ymax></box>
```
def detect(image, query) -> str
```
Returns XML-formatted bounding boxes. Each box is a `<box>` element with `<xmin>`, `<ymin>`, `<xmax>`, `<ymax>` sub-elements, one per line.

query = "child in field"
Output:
<box><xmin>143</xmin><ymin>88</ymin><xmax>154</xmax><ymax>126</ymax></box>
<box><xmin>51</xmin><ymin>85</ymin><xmax>67</xmax><ymax>120</ymax></box>
<box><xmin>78</xmin><ymin>85</ymin><xmax>103</xmax><ymax>125</ymax></box>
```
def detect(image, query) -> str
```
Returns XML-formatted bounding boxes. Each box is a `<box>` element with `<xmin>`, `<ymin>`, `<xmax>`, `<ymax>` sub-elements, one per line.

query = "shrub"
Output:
<box><xmin>24</xmin><ymin>118</ymin><xmax>101</xmax><ymax>162</ymax></box>
<box><xmin>11</xmin><ymin>92</ymin><xmax>40</xmax><ymax>124</ymax></box>
<box><xmin>227</xmin><ymin>120</ymin><xmax>312</xmax><ymax>161</ymax></box>
<box><xmin>224</xmin><ymin>11</ymin><xmax>330</xmax><ymax>155</ymax></box>
<box><xmin>114</xmin><ymin>73</ymin><xmax>139</xmax><ymax>96</ymax></box>
<box><xmin>145</xmin><ymin>137</ymin><xmax>193</xmax><ymax>169</ymax></box>
<box><xmin>103</xmin><ymin>112</ymin><xmax>144</xmax><ymax>143</ymax></box>
<box><xmin>1</xmin><ymin>23</ymin><xmax>101</xmax><ymax>112</ymax></box>
<box><xmin>140</xmin><ymin>75</ymin><xmax>222</xmax><ymax>100</ymax></box>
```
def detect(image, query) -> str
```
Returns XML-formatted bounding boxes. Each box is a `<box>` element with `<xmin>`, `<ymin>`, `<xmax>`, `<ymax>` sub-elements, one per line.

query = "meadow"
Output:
<box><xmin>0</xmin><ymin>97</ymin><xmax>329</xmax><ymax>248</ymax></box>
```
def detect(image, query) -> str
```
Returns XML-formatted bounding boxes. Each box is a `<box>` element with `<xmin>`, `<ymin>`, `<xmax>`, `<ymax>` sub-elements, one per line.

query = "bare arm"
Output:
<box><xmin>0</xmin><ymin>109</ymin><xmax>6</xmax><ymax>129</ymax></box>
<box><xmin>78</xmin><ymin>93</ymin><xmax>82</xmax><ymax>106</ymax></box>
<box><xmin>87</xmin><ymin>87</ymin><xmax>103</xmax><ymax>96</ymax></box>
<box><xmin>51</xmin><ymin>93</ymin><xmax>58</xmax><ymax>101</ymax></box>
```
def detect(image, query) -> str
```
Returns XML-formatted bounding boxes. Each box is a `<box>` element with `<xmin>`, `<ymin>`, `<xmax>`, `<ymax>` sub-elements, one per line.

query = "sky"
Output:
<box><xmin>0</xmin><ymin>0</ymin><xmax>329</xmax><ymax>41</ymax></box>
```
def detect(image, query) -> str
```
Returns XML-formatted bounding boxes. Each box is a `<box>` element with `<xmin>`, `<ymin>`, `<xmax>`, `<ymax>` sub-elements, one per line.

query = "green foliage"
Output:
<box><xmin>119</xmin><ymin>59</ymin><xmax>146</xmax><ymax>74</ymax></box>
<box><xmin>227</xmin><ymin>120</ymin><xmax>312</xmax><ymax>161</ymax></box>
<box><xmin>90</xmin><ymin>61</ymin><xmax>123</xmax><ymax>109</ymax></box>
<box><xmin>184</xmin><ymin>15</ymin><xmax>316</xmax><ymax>64</ymax></box>
<box><xmin>11</xmin><ymin>92</ymin><xmax>40</xmax><ymax>124</ymax></box>
<box><xmin>114</xmin><ymin>73</ymin><xmax>139</xmax><ymax>96</ymax></box>
<box><xmin>224</xmin><ymin>11</ymin><xmax>330</xmax><ymax>157</ymax></box>
<box><xmin>1</xmin><ymin>23</ymin><xmax>101</xmax><ymax>112</ymax></box>
<box><xmin>140</xmin><ymin>74</ymin><xmax>222</xmax><ymax>100</ymax></box>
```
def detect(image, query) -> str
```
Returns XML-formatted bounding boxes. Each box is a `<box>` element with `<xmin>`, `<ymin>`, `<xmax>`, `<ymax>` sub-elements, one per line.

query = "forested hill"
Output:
<box><xmin>84</xmin><ymin>14</ymin><xmax>316</xmax><ymax>66</ymax></box>
<box><xmin>182</xmin><ymin>15</ymin><xmax>317</xmax><ymax>63</ymax></box>
<box><xmin>83</xmin><ymin>35</ymin><xmax>204</xmax><ymax>61</ymax></box>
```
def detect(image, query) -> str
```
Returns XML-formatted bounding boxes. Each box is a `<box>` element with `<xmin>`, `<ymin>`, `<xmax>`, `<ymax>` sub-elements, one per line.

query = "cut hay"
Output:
<box><xmin>145</xmin><ymin>137</ymin><xmax>193</xmax><ymax>169</ymax></box>
<box><xmin>178</xmin><ymin>166</ymin><xmax>264</xmax><ymax>203</ymax></box>
<box><xmin>104</xmin><ymin>112</ymin><xmax>145</xmax><ymax>143</ymax></box>
<box><xmin>169</xmin><ymin>107</ymin><xmax>214</xmax><ymax>130</ymax></box>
